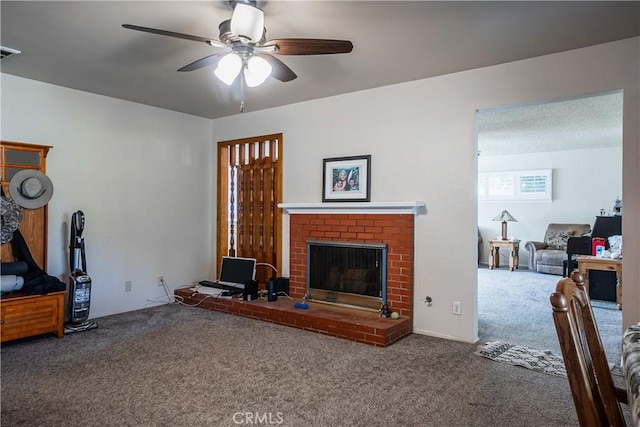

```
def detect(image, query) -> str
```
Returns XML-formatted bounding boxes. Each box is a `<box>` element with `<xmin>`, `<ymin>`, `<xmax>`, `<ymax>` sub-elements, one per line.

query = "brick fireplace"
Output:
<box><xmin>288</xmin><ymin>213</ymin><xmax>415</xmax><ymax>319</ymax></box>
<box><xmin>176</xmin><ymin>202</ymin><xmax>423</xmax><ymax>346</ymax></box>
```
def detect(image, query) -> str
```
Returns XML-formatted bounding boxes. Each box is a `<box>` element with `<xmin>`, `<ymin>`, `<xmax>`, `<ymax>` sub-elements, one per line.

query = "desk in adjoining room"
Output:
<box><xmin>576</xmin><ymin>255</ymin><xmax>622</xmax><ymax>310</ymax></box>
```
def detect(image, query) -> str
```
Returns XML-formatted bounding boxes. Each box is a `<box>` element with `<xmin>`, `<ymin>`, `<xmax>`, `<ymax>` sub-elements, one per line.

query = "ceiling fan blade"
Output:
<box><xmin>122</xmin><ymin>24</ymin><xmax>226</xmax><ymax>48</ymax></box>
<box><xmin>178</xmin><ymin>53</ymin><xmax>226</xmax><ymax>72</ymax></box>
<box><xmin>257</xmin><ymin>54</ymin><xmax>297</xmax><ymax>82</ymax></box>
<box><xmin>263</xmin><ymin>39</ymin><xmax>353</xmax><ymax>55</ymax></box>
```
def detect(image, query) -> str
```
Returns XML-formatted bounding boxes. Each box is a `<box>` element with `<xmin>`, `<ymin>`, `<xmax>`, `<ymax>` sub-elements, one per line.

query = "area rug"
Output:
<box><xmin>475</xmin><ymin>341</ymin><xmax>567</xmax><ymax>377</ymax></box>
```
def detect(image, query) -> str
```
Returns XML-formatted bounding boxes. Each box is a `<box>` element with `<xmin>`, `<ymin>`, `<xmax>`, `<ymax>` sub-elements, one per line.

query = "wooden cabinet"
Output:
<box><xmin>1</xmin><ymin>140</ymin><xmax>52</xmax><ymax>269</ymax></box>
<box><xmin>1</xmin><ymin>141</ymin><xmax>62</xmax><ymax>342</ymax></box>
<box><xmin>0</xmin><ymin>291</ymin><xmax>65</xmax><ymax>342</ymax></box>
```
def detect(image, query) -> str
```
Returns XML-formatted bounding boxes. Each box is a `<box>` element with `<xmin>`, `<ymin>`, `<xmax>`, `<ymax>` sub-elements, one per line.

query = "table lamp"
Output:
<box><xmin>492</xmin><ymin>210</ymin><xmax>517</xmax><ymax>240</ymax></box>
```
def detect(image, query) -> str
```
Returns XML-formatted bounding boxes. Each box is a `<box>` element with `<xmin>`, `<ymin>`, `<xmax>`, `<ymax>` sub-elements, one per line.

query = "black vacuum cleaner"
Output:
<box><xmin>64</xmin><ymin>210</ymin><xmax>97</xmax><ymax>333</ymax></box>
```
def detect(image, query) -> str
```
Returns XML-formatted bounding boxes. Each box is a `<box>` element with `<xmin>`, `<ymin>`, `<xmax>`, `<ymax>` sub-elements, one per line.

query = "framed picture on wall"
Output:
<box><xmin>322</xmin><ymin>155</ymin><xmax>371</xmax><ymax>202</ymax></box>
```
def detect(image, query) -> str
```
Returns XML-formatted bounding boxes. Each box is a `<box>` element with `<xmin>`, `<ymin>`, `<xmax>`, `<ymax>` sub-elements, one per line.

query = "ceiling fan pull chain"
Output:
<box><xmin>239</xmin><ymin>70</ymin><xmax>246</xmax><ymax>113</ymax></box>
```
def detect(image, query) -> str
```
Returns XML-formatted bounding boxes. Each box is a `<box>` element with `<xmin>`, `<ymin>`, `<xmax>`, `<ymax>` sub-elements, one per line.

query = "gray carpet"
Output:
<box><xmin>2</xmin><ymin>303</ymin><xmax>584</xmax><ymax>427</ymax></box>
<box><xmin>478</xmin><ymin>265</ymin><xmax>623</xmax><ymax>366</ymax></box>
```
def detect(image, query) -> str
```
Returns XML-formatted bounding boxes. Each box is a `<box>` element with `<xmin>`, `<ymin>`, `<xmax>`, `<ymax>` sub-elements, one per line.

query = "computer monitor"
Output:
<box><xmin>219</xmin><ymin>256</ymin><xmax>256</xmax><ymax>285</ymax></box>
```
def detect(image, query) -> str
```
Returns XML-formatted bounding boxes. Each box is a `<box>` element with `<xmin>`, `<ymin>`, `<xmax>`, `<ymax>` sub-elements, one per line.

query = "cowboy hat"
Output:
<box><xmin>1</xmin><ymin>195</ymin><xmax>22</xmax><ymax>243</ymax></box>
<box><xmin>9</xmin><ymin>170</ymin><xmax>54</xmax><ymax>209</ymax></box>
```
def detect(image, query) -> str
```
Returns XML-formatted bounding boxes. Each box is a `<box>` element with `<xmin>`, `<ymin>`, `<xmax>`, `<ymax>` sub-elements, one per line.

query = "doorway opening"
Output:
<box><xmin>475</xmin><ymin>91</ymin><xmax>623</xmax><ymax>363</ymax></box>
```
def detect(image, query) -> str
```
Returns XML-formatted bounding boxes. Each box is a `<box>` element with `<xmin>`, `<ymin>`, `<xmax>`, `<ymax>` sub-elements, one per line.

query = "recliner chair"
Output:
<box><xmin>524</xmin><ymin>223</ymin><xmax>591</xmax><ymax>275</ymax></box>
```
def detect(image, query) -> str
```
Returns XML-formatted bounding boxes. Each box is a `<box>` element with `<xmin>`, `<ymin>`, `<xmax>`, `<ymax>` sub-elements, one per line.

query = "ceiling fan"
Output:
<box><xmin>122</xmin><ymin>0</ymin><xmax>353</xmax><ymax>88</ymax></box>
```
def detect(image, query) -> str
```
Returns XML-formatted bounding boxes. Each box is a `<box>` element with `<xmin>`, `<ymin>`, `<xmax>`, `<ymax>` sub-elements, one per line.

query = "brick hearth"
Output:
<box><xmin>174</xmin><ymin>289</ymin><xmax>412</xmax><ymax>346</ymax></box>
<box><xmin>177</xmin><ymin>211</ymin><xmax>416</xmax><ymax>346</ymax></box>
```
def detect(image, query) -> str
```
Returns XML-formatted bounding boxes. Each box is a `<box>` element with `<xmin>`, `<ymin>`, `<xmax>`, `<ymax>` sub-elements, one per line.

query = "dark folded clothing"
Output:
<box><xmin>1</xmin><ymin>261</ymin><xmax>28</xmax><ymax>276</ymax></box>
<box><xmin>10</xmin><ymin>229</ymin><xmax>66</xmax><ymax>295</ymax></box>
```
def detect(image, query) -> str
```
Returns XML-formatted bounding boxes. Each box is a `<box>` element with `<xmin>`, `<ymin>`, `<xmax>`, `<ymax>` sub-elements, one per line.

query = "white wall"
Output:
<box><xmin>478</xmin><ymin>146</ymin><xmax>623</xmax><ymax>266</ymax></box>
<box><xmin>210</xmin><ymin>37</ymin><xmax>639</xmax><ymax>342</ymax></box>
<box><xmin>0</xmin><ymin>75</ymin><xmax>213</xmax><ymax>318</ymax></box>
<box><xmin>2</xmin><ymin>37</ymin><xmax>638</xmax><ymax>341</ymax></box>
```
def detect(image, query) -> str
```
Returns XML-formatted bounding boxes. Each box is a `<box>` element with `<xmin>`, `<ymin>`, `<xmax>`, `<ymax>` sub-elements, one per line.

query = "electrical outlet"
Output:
<box><xmin>157</xmin><ymin>276</ymin><xmax>164</xmax><ymax>287</ymax></box>
<box><xmin>453</xmin><ymin>301</ymin><xmax>461</xmax><ymax>316</ymax></box>
<box><xmin>125</xmin><ymin>280</ymin><xmax>132</xmax><ymax>292</ymax></box>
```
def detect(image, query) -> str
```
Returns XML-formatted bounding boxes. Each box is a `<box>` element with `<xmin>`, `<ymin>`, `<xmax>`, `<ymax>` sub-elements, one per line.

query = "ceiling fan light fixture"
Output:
<box><xmin>244</xmin><ymin>55</ymin><xmax>272</xmax><ymax>87</ymax></box>
<box><xmin>214</xmin><ymin>53</ymin><xmax>242</xmax><ymax>85</ymax></box>
<box><xmin>123</xmin><ymin>4</ymin><xmax>353</xmax><ymax>89</ymax></box>
<box><xmin>230</xmin><ymin>3</ymin><xmax>264</xmax><ymax>43</ymax></box>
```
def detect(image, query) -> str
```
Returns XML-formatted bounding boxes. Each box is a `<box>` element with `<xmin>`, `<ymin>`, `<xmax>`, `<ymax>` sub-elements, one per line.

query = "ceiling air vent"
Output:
<box><xmin>1</xmin><ymin>46</ymin><xmax>22</xmax><ymax>62</ymax></box>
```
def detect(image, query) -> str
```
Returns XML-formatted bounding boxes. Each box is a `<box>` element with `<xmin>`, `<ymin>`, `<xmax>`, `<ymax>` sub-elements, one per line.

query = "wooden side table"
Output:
<box><xmin>576</xmin><ymin>255</ymin><xmax>622</xmax><ymax>310</ymax></box>
<box><xmin>489</xmin><ymin>239</ymin><xmax>520</xmax><ymax>271</ymax></box>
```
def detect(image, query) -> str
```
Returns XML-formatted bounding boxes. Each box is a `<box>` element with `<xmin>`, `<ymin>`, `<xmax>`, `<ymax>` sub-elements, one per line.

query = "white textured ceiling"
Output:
<box><xmin>477</xmin><ymin>92</ymin><xmax>623</xmax><ymax>156</ymax></box>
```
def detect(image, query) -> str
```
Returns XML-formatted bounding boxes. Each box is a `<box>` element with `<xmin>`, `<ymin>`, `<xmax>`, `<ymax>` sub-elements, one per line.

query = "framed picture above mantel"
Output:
<box><xmin>322</xmin><ymin>155</ymin><xmax>371</xmax><ymax>202</ymax></box>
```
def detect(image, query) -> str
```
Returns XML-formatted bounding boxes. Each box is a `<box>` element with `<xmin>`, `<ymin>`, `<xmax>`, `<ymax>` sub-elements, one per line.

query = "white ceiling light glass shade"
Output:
<box><xmin>230</xmin><ymin>3</ymin><xmax>264</xmax><ymax>43</ymax></box>
<box><xmin>244</xmin><ymin>55</ymin><xmax>272</xmax><ymax>87</ymax></box>
<box><xmin>214</xmin><ymin>53</ymin><xmax>242</xmax><ymax>85</ymax></box>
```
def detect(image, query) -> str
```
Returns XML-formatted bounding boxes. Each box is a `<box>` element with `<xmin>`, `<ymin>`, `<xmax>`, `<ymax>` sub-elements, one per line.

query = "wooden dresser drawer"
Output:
<box><xmin>1</xmin><ymin>291</ymin><xmax>65</xmax><ymax>342</ymax></box>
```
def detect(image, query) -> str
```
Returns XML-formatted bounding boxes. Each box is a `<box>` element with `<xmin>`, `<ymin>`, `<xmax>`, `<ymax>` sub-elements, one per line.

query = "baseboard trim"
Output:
<box><xmin>413</xmin><ymin>328</ymin><xmax>479</xmax><ymax>344</ymax></box>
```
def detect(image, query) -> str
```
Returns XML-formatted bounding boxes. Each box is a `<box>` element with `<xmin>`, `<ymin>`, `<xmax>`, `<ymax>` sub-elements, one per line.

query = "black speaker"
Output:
<box><xmin>243</xmin><ymin>280</ymin><xmax>258</xmax><ymax>301</ymax></box>
<box><xmin>267</xmin><ymin>278</ymin><xmax>278</xmax><ymax>302</ymax></box>
<box><xmin>275</xmin><ymin>277</ymin><xmax>289</xmax><ymax>295</ymax></box>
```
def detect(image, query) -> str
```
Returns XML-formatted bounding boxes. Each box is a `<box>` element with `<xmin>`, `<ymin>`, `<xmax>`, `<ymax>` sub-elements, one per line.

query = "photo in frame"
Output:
<box><xmin>322</xmin><ymin>155</ymin><xmax>371</xmax><ymax>202</ymax></box>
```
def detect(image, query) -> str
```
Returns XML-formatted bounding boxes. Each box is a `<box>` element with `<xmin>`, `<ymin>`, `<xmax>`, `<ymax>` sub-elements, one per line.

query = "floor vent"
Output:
<box><xmin>1</xmin><ymin>46</ymin><xmax>22</xmax><ymax>62</ymax></box>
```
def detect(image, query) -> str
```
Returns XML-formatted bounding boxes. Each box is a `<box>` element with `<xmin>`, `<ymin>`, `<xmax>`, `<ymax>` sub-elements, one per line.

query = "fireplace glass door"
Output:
<box><xmin>307</xmin><ymin>241</ymin><xmax>387</xmax><ymax>310</ymax></box>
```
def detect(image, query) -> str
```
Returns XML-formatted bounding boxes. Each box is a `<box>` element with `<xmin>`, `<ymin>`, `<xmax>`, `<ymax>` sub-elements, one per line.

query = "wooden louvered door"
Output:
<box><xmin>217</xmin><ymin>134</ymin><xmax>283</xmax><ymax>286</ymax></box>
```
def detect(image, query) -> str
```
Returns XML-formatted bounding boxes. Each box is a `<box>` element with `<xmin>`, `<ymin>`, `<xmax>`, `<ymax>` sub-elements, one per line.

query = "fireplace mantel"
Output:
<box><xmin>279</xmin><ymin>201</ymin><xmax>426</xmax><ymax>215</ymax></box>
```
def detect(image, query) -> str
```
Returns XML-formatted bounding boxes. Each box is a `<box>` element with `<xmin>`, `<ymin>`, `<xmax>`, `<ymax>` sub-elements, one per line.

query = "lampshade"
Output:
<box><xmin>214</xmin><ymin>53</ymin><xmax>242</xmax><ymax>85</ymax></box>
<box><xmin>492</xmin><ymin>210</ymin><xmax>517</xmax><ymax>223</ymax></box>
<box><xmin>492</xmin><ymin>210</ymin><xmax>517</xmax><ymax>240</ymax></box>
<box><xmin>244</xmin><ymin>55</ymin><xmax>272</xmax><ymax>87</ymax></box>
<box><xmin>231</xmin><ymin>3</ymin><xmax>264</xmax><ymax>43</ymax></box>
